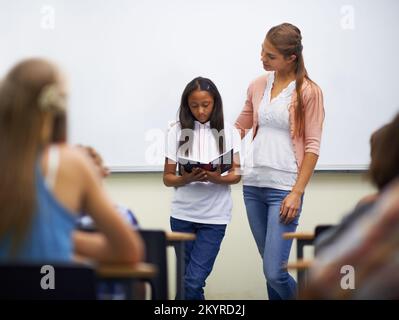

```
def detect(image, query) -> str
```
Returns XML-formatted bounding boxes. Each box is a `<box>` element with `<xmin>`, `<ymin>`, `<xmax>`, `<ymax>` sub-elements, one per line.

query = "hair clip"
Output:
<box><xmin>38</xmin><ymin>84</ymin><xmax>66</xmax><ymax>113</ymax></box>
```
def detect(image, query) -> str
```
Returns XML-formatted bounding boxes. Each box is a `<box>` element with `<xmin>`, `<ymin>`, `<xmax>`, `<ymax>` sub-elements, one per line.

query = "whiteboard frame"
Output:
<box><xmin>108</xmin><ymin>164</ymin><xmax>368</xmax><ymax>173</ymax></box>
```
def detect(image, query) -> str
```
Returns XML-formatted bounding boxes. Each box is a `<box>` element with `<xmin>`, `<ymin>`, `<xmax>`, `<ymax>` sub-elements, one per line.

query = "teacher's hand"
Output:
<box><xmin>280</xmin><ymin>191</ymin><xmax>302</xmax><ymax>224</ymax></box>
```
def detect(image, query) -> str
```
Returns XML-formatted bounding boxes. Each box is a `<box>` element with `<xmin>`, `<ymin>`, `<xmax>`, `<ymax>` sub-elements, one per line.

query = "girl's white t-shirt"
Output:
<box><xmin>165</xmin><ymin>121</ymin><xmax>241</xmax><ymax>224</ymax></box>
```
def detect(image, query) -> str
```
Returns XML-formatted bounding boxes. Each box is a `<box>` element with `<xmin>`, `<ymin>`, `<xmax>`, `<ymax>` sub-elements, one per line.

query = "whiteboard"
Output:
<box><xmin>1</xmin><ymin>0</ymin><xmax>398</xmax><ymax>171</ymax></box>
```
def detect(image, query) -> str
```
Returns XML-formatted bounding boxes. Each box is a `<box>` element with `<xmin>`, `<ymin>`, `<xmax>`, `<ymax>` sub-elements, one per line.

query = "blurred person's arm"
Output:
<box><xmin>71</xmin><ymin>150</ymin><xmax>144</xmax><ymax>264</ymax></box>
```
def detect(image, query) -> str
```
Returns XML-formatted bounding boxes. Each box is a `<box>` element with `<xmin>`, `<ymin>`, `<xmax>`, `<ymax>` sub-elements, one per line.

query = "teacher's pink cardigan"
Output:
<box><xmin>235</xmin><ymin>73</ymin><xmax>325</xmax><ymax>169</ymax></box>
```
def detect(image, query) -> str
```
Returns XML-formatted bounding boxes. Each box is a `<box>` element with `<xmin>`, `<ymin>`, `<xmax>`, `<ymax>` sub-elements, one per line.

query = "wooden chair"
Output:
<box><xmin>284</xmin><ymin>224</ymin><xmax>334</xmax><ymax>289</ymax></box>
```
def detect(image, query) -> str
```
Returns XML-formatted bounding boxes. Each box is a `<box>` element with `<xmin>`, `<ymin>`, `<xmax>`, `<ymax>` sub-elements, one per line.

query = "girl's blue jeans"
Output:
<box><xmin>170</xmin><ymin>217</ymin><xmax>226</xmax><ymax>300</ymax></box>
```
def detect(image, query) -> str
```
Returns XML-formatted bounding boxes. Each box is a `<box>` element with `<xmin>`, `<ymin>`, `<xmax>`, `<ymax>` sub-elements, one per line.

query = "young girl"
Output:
<box><xmin>235</xmin><ymin>23</ymin><xmax>325</xmax><ymax>299</ymax></box>
<box><xmin>0</xmin><ymin>58</ymin><xmax>143</xmax><ymax>264</ymax></box>
<box><xmin>163</xmin><ymin>77</ymin><xmax>241</xmax><ymax>300</ymax></box>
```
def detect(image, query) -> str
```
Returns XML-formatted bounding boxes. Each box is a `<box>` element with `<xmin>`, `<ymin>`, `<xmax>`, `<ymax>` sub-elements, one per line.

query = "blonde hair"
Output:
<box><xmin>0</xmin><ymin>58</ymin><xmax>65</xmax><ymax>253</ymax></box>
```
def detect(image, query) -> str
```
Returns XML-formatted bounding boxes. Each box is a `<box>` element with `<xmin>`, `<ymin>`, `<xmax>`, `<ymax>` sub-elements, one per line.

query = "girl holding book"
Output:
<box><xmin>235</xmin><ymin>23</ymin><xmax>325</xmax><ymax>299</ymax></box>
<box><xmin>163</xmin><ymin>77</ymin><xmax>241</xmax><ymax>300</ymax></box>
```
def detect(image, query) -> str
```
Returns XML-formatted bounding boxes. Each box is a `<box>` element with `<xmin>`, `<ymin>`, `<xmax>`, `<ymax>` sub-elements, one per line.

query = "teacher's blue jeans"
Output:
<box><xmin>243</xmin><ymin>186</ymin><xmax>302</xmax><ymax>300</ymax></box>
<box><xmin>170</xmin><ymin>217</ymin><xmax>226</xmax><ymax>300</ymax></box>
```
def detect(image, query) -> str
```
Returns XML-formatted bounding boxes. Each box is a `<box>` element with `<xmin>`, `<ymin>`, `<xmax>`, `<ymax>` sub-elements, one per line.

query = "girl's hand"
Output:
<box><xmin>181</xmin><ymin>167</ymin><xmax>207</xmax><ymax>184</ymax></box>
<box><xmin>280</xmin><ymin>191</ymin><xmax>302</xmax><ymax>224</ymax></box>
<box><xmin>205</xmin><ymin>167</ymin><xmax>222</xmax><ymax>184</ymax></box>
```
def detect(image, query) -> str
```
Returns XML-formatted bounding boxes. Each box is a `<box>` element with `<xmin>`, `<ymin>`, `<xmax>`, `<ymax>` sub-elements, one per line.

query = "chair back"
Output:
<box><xmin>139</xmin><ymin>230</ymin><xmax>168</xmax><ymax>300</ymax></box>
<box><xmin>0</xmin><ymin>262</ymin><xmax>97</xmax><ymax>300</ymax></box>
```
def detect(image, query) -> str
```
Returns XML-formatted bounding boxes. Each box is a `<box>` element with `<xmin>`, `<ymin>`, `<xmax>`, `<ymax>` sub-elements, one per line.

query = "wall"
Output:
<box><xmin>104</xmin><ymin>172</ymin><xmax>375</xmax><ymax>299</ymax></box>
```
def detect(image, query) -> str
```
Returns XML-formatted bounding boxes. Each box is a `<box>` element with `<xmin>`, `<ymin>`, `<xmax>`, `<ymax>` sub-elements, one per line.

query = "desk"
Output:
<box><xmin>166</xmin><ymin>231</ymin><xmax>195</xmax><ymax>300</ymax></box>
<box><xmin>97</xmin><ymin>262</ymin><xmax>157</xmax><ymax>278</ymax></box>
<box><xmin>96</xmin><ymin>262</ymin><xmax>157</xmax><ymax>299</ymax></box>
<box><xmin>286</xmin><ymin>259</ymin><xmax>313</xmax><ymax>270</ymax></box>
<box><xmin>78</xmin><ymin>226</ymin><xmax>195</xmax><ymax>300</ymax></box>
<box><xmin>283</xmin><ymin>232</ymin><xmax>315</xmax><ymax>289</ymax></box>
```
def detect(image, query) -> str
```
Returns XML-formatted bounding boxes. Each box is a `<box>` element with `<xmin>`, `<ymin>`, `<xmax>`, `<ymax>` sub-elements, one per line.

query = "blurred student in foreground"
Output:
<box><xmin>0</xmin><ymin>58</ymin><xmax>143</xmax><ymax>264</ymax></box>
<box><xmin>305</xmin><ymin>112</ymin><xmax>399</xmax><ymax>299</ymax></box>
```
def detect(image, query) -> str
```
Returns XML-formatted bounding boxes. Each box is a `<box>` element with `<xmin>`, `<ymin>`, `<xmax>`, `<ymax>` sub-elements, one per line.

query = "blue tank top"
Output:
<box><xmin>0</xmin><ymin>162</ymin><xmax>77</xmax><ymax>262</ymax></box>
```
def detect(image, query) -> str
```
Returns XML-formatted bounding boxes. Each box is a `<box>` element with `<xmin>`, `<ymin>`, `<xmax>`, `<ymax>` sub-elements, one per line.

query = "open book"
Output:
<box><xmin>178</xmin><ymin>148</ymin><xmax>234</xmax><ymax>175</ymax></box>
